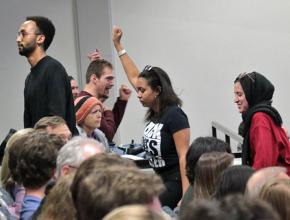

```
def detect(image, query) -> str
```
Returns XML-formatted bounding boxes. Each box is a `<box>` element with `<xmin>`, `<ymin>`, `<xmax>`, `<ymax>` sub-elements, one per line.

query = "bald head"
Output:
<box><xmin>246</xmin><ymin>166</ymin><xmax>289</xmax><ymax>198</ymax></box>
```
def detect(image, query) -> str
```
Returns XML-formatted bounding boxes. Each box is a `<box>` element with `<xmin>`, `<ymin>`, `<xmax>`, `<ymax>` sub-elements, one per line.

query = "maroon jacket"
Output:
<box><xmin>78</xmin><ymin>90</ymin><xmax>127</xmax><ymax>141</ymax></box>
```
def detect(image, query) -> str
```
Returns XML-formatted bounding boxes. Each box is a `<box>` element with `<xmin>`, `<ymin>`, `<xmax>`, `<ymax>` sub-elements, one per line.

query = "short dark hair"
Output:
<box><xmin>26</xmin><ymin>16</ymin><xmax>55</xmax><ymax>51</ymax></box>
<box><xmin>139</xmin><ymin>66</ymin><xmax>182</xmax><ymax>121</ymax></box>
<box><xmin>180</xmin><ymin>194</ymin><xmax>281</xmax><ymax>220</ymax></box>
<box><xmin>186</xmin><ymin>137</ymin><xmax>232</xmax><ymax>185</ymax></box>
<box><xmin>85</xmin><ymin>60</ymin><xmax>113</xmax><ymax>83</ymax></box>
<box><xmin>215</xmin><ymin>165</ymin><xmax>255</xmax><ymax>199</ymax></box>
<box><xmin>17</xmin><ymin>131</ymin><xmax>64</xmax><ymax>189</ymax></box>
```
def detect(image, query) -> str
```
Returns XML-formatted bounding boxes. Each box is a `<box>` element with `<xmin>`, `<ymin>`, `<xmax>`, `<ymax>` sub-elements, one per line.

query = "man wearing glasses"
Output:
<box><xmin>16</xmin><ymin>16</ymin><xmax>77</xmax><ymax>135</ymax></box>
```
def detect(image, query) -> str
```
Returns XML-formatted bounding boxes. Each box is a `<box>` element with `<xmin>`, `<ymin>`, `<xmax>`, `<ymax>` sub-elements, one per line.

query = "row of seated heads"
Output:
<box><xmin>1</xmin><ymin>122</ymin><xmax>290</xmax><ymax>220</ymax></box>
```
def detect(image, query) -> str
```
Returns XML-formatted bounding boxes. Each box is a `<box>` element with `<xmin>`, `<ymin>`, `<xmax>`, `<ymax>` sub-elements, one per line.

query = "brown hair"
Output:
<box><xmin>1</xmin><ymin>129</ymin><xmax>34</xmax><ymax>192</ymax></box>
<box><xmin>193</xmin><ymin>152</ymin><xmax>234</xmax><ymax>200</ymax></box>
<box><xmin>17</xmin><ymin>131</ymin><xmax>64</xmax><ymax>189</ymax></box>
<box><xmin>38</xmin><ymin>173</ymin><xmax>76</xmax><ymax>220</ymax></box>
<box><xmin>34</xmin><ymin>116</ymin><xmax>66</xmax><ymax>130</ymax></box>
<box><xmin>180</xmin><ymin>194</ymin><xmax>280</xmax><ymax>220</ymax></box>
<box><xmin>259</xmin><ymin>179</ymin><xmax>290</xmax><ymax>220</ymax></box>
<box><xmin>71</xmin><ymin>155</ymin><xmax>164</xmax><ymax>220</ymax></box>
<box><xmin>85</xmin><ymin>60</ymin><xmax>113</xmax><ymax>83</ymax></box>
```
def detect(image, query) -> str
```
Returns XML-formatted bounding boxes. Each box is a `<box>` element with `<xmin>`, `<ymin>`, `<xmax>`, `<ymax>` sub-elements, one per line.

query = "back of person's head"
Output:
<box><xmin>193</xmin><ymin>152</ymin><xmax>234</xmax><ymax>200</ymax></box>
<box><xmin>85</xmin><ymin>59</ymin><xmax>113</xmax><ymax>83</ymax></box>
<box><xmin>71</xmin><ymin>152</ymin><xmax>136</xmax><ymax>183</ymax></box>
<box><xmin>26</xmin><ymin>16</ymin><xmax>55</xmax><ymax>51</ymax></box>
<box><xmin>34</xmin><ymin>116</ymin><xmax>66</xmax><ymax>130</ymax></box>
<box><xmin>17</xmin><ymin>131</ymin><xmax>64</xmax><ymax>189</ymax></box>
<box><xmin>139</xmin><ymin>65</ymin><xmax>182</xmax><ymax>121</ymax></box>
<box><xmin>1</xmin><ymin>129</ymin><xmax>34</xmax><ymax>191</ymax></box>
<box><xmin>180</xmin><ymin>194</ymin><xmax>280</xmax><ymax>220</ymax></box>
<box><xmin>34</xmin><ymin>116</ymin><xmax>71</xmax><ymax>142</ymax></box>
<box><xmin>246</xmin><ymin>166</ymin><xmax>289</xmax><ymax>198</ymax></box>
<box><xmin>215</xmin><ymin>165</ymin><xmax>255</xmax><ymax>199</ymax></box>
<box><xmin>71</xmin><ymin>160</ymin><xmax>163</xmax><ymax>220</ymax></box>
<box><xmin>259</xmin><ymin>179</ymin><xmax>290</xmax><ymax>220</ymax></box>
<box><xmin>103</xmin><ymin>205</ymin><xmax>168</xmax><ymax>220</ymax></box>
<box><xmin>38</xmin><ymin>173</ymin><xmax>76</xmax><ymax>220</ymax></box>
<box><xmin>186</xmin><ymin>136</ymin><xmax>231</xmax><ymax>185</ymax></box>
<box><xmin>56</xmin><ymin>136</ymin><xmax>105</xmax><ymax>178</ymax></box>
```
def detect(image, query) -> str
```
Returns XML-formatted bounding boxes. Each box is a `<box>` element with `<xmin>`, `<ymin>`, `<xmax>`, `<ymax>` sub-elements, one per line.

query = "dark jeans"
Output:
<box><xmin>159</xmin><ymin>179</ymin><xmax>182</xmax><ymax>209</ymax></box>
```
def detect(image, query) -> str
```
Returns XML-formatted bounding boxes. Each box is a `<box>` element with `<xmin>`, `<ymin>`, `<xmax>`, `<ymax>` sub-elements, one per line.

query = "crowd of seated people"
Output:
<box><xmin>2</xmin><ymin>15</ymin><xmax>290</xmax><ymax>220</ymax></box>
<box><xmin>0</xmin><ymin>127</ymin><xmax>289</xmax><ymax>220</ymax></box>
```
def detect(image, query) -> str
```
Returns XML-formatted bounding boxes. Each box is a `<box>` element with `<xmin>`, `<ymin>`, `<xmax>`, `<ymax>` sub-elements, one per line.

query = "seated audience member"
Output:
<box><xmin>180</xmin><ymin>194</ymin><xmax>280</xmax><ymax>220</ymax></box>
<box><xmin>259</xmin><ymin>179</ymin><xmax>290</xmax><ymax>220</ymax></box>
<box><xmin>1</xmin><ymin>129</ymin><xmax>34</xmax><ymax>195</ymax></box>
<box><xmin>192</xmin><ymin>152</ymin><xmax>234</xmax><ymax>200</ymax></box>
<box><xmin>34</xmin><ymin>116</ymin><xmax>72</xmax><ymax>143</ymax></box>
<box><xmin>71</xmin><ymin>154</ymin><xmax>164</xmax><ymax>220</ymax></box>
<box><xmin>79</xmin><ymin>58</ymin><xmax>131</xmax><ymax>142</ymax></box>
<box><xmin>179</xmin><ymin>137</ymin><xmax>231</xmax><ymax>215</ymax></box>
<box><xmin>246</xmin><ymin>166</ymin><xmax>289</xmax><ymax>198</ymax></box>
<box><xmin>56</xmin><ymin>136</ymin><xmax>105</xmax><ymax>178</ymax></box>
<box><xmin>233</xmin><ymin>72</ymin><xmax>290</xmax><ymax>173</ymax></box>
<box><xmin>30</xmin><ymin>137</ymin><xmax>103</xmax><ymax>220</ymax></box>
<box><xmin>38</xmin><ymin>173</ymin><xmax>76</xmax><ymax>220</ymax></box>
<box><xmin>1</xmin><ymin>129</ymin><xmax>34</xmax><ymax>218</ymax></box>
<box><xmin>68</xmin><ymin>75</ymin><xmax>79</xmax><ymax>100</ymax></box>
<box><xmin>215</xmin><ymin>165</ymin><xmax>255</xmax><ymax>199</ymax></box>
<box><xmin>103</xmin><ymin>205</ymin><xmax>169</xmax><ymax>220</ymax></box>
<box><xmin>17</xmin><ymin>131</ymin><xmax>64</xmax><ymax>220</ymax></box>
<box><xmin>74</xmin><ymin>96</ymin><xmax>108</xmax><ymax>148</ymax></box>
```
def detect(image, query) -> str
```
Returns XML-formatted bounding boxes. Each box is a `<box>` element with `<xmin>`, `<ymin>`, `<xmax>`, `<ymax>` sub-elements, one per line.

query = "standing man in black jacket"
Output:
<box><xmin>16</xmin><ymin>16</ymin><xmax>77</xmax><ymax>135</ymax></box>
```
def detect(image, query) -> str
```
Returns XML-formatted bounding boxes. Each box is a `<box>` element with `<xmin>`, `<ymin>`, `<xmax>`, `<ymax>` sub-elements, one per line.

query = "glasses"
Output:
<box><xmin>237</xmin><ymin>72</ymin><xmax>255</xmax><ymax>82</ymax></box>
<box><xmin>17</xmin><ymin>31</ymin><xmax>41</xmax><ymax>39</ymax></box>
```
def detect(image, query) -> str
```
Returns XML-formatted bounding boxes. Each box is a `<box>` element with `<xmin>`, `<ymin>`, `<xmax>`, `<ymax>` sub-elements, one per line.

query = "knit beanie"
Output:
<box><xmin>74</xmin><ymin>96</ymin><xmax>102</xmax><ymax>125</ymax></box>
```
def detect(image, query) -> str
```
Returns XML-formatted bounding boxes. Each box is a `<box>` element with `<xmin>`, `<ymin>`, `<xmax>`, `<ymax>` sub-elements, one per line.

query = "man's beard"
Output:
<box><xmin>99</xmin><ymin>95</ymin><xmax>109</xmax><ymax>102</ymax></box>
<box><xmin>18</xmin><ymin>42</ymin><xmax>37</xmax><ymax>57</ymax></box>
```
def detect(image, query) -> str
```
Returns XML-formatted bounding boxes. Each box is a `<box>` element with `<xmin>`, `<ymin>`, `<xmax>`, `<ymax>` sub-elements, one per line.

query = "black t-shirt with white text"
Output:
<box><xmin>142</xmin><ymin>105</ymin><xmax>189</xmax><ymax>178</ymax></box>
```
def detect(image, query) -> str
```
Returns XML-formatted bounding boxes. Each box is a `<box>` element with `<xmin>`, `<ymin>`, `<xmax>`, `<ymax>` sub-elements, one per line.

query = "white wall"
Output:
<box><xmin>1</xmin><ymin>0</ymin><xmax>290</xmax><ymax>146</ymax></box>
<box><xmin>110</xmin><ymin>0</ymin><xmax>290</xmax><ymax>144</ymax></box>
<box><xmin>0</xmin><ymin>0</ymin><xmax>78</xmax><ymax>141</ymax></box>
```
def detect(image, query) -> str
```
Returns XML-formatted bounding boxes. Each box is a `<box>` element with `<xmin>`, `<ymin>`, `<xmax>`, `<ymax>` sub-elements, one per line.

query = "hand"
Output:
<box><xmin>119</xmin><ymin>84</ymin><xmax>132</xmax><ymax>101</ymax></box>
<box><xmin>87</xmin><ymin>50</ymin><xmax>103</xmax><ymax>61</ymax></box>
<box><xmin>112</xmin><ymin>26</ymin><xmax>123</xmax><ymax>46</ymax></box>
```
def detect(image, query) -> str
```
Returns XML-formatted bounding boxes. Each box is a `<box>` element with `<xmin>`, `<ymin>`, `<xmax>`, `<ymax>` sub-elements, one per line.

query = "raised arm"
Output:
<box><xmin>112</xmin><ymin>26</ymin><xmax>140</xmax><ymax>91</ymax></box>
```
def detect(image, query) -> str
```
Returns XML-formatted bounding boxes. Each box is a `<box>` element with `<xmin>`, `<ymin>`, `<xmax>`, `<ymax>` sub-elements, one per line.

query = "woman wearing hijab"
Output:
<box><xmin>234</xmin><ymin>71</ymin><xmax>290</xmax><ymax>174</ymax></box>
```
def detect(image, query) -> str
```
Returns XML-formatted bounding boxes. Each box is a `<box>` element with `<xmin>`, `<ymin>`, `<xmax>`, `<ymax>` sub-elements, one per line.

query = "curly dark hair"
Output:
<box><xmin>26</xmin><ymin>16</ymin><xmax>55</xmax><ymax>51</ymax></box>
<box><xmin>17</xmin><ymin>131</ymin><xmax>64</xmax><ymax>189</ymax></box>
<box><xmin>186</xmin><ymin>137</ymin><xmax>232</xmax><ymax>185</ymax></box>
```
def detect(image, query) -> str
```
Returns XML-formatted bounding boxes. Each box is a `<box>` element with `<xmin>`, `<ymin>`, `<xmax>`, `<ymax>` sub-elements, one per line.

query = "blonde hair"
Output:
<box><xmin>103</xmin><ymin>205</ymin><xmax>168</xmax><ymax>220</ymax></box>
<box><xmin>259</xmin><ymin>178</ymin><xmax>290</xmax><ymax>220</ymax></box>
<box><xmin>1</xmin><ymin>128</ymin><xmax>34</xmax><ymax>190</ymax></box>
<box><xmin>38</xmin><ymin>173</ymin><xmax>76</xmax><ymax>220</ymax></box>
<box><xmin>193</xmin><ymin>152</ymin><xmax>234</xmax><ymax>200</ymax></box>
